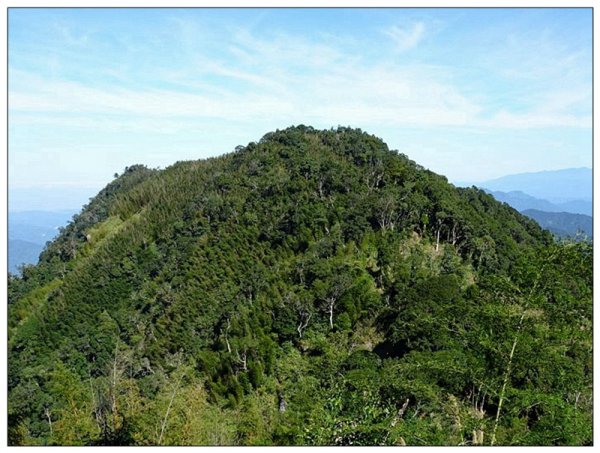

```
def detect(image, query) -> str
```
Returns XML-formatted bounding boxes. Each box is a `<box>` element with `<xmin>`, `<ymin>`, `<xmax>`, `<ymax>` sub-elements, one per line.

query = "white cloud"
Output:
<box><xmin>52</xmin><ymin>22</ymin><xmax>91</xmax><ymax>47</ymax></box>
<box><xmin>384</xmin><ymin>22</ymin><xmax>426</xmax><ymax>53</ymax></box>
<box><xmin>8</xmin><ymin>23</ymin><xmax>591</xmax><ymax>136</ymax></box>
<box><xmin>9</xmin><ymin>63</ymin><xmax>481</xmax><ymax>132</ymax></box>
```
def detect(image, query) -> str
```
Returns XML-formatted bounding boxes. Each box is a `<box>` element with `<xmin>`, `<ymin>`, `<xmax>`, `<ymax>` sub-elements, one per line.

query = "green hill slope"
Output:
<box><xmin>8</xmin><ymin>126</ymin><xmax>592</xmax><ymax>446</ymax></box>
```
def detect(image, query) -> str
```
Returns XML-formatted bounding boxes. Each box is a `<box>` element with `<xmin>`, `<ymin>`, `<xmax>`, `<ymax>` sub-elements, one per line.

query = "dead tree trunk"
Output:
<box><xmin>297</xmin><ymin>311</ymin><xmax>312</xmax><ymax>338</ymax></box>
<box><xmin>327</xmin><ymin>298</ymin><xmax>336</xmax><ymax>330</ymax></box>
<box><xmin>45</xmin><ymin>407</ymin><xmax>53</xmax><ymax>436</ymax></box>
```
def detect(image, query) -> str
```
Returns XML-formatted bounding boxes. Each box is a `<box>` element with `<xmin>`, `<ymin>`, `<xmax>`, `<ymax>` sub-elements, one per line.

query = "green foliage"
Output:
<box><xmin>8</xmin><ymin>126</ymin><xmax>591</xmax><ymax>445</ymax></box>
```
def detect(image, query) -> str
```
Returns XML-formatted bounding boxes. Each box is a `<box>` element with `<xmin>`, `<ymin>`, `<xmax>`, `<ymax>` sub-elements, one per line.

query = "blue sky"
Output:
<box><xmin>8</xmin><ymin>8</ymin><xmax>592</xmax><ymax>209</ymax></box>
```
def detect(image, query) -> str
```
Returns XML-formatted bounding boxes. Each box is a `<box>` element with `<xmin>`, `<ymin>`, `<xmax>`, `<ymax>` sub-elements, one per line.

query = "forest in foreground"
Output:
<box><xmin>8</xmin><ymin>126</ymin><xmax>592</xmax><ymax>445</ymax></box>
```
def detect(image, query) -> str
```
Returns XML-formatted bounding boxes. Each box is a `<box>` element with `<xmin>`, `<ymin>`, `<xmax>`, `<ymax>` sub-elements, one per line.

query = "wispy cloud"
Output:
<box><xmin>10</xmin><ymin>21</ymin><xmax>590</xmax><ymax>135</ymax></box>
<box><xmin>8</xmin><ymin>20</ymin><xmax>480</xmax><ymax>133</ymax></box>
<box><xmin>52</xmin><ymin>21</ymin><xmax>91</xmax><ymax>47</ymax></box>
<box><xmin>8</xmin><ymin>9</ymin><xmax>592</xmax><ymax>190</ymax></box>
<box><xmin>383</xmin><ymin>22</ymin><xmax>426</xmax><ymax>53</ymax></box>
<box><xmin>9</xmin><ymin>63</ymin><xmax>481</xmax><ymax>132</ymax></box>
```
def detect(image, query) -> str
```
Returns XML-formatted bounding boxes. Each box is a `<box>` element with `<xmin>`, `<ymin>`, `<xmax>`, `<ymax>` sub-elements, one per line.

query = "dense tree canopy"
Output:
<box><xmin>8</xmin><ymin>126</ymin><xmax>591</xmax><ymax>445</ymax></box>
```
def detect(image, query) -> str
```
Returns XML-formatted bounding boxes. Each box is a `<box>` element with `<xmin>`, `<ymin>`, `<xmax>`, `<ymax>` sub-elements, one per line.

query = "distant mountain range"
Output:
<box><xmin>8</xmin><ymin>187</ymin><xmax>102</xmax><ymax>273</ymax></box>
<box><xmin>8</xmin><ymin>240</ymin><xmax>45</xmax><ymax>273</ymax></box>
<box><xmin>521</xmin><ymin>209</ymin><xmax>592</xmax><ymax>239</ymax></box>
<box><xmin>475</xmin><ymin>167</ymin><xmax>592</xmax><ymax>204</ymax></box>
<box><xmin>8</xmin><ymin>210</ymin><xmax>76</xmax><ymax>273</ymax></box>
<box><xmin>456</xmin><ymin>167</ymin><xmax>592</xmax><ymax>240</ymax></box>
<box><xmin>487</xmin><ymin>190</ymin><xmax>592</xmax><ymax>216</ymax></box>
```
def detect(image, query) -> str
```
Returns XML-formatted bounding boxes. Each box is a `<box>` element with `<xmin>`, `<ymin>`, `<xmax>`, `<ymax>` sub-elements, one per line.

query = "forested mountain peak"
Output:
<box><xmin>8</xmin><ymin>126</ymin><xmax>591</xmax><ymax>446</ymax></box>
